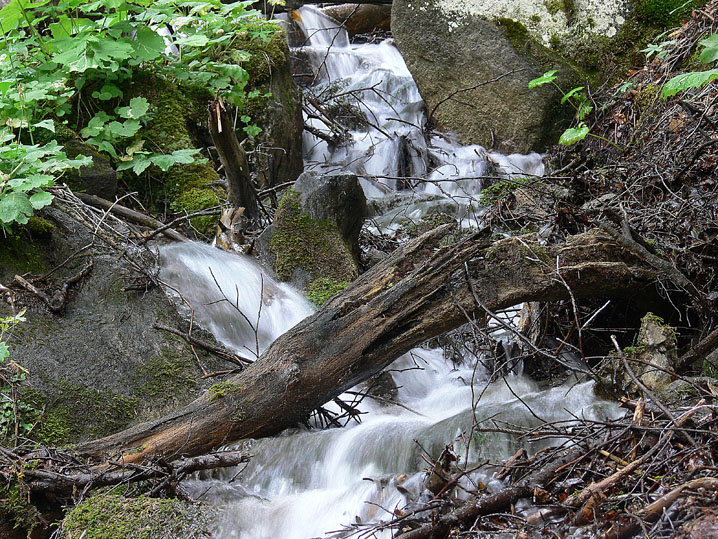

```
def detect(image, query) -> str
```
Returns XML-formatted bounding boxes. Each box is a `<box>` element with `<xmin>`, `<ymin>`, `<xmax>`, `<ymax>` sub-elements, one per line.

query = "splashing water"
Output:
<box><xmin>158</xmin><ymin>8</ymin><xmax>616</xmax><ymax>538</ymax></box>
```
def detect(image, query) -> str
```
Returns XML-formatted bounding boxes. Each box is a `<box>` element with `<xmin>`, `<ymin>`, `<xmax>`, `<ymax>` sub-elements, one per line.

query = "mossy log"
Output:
<box><xmin>79</xmin><ymin>226</ymin><xmax>656</xmax><ymax>462</ymax></box>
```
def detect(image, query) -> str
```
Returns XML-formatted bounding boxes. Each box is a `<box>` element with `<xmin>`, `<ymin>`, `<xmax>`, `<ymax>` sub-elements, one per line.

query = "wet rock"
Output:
<box><xmin>294</xmin><ymin>171</ymin><xmax>367</xmax><ymax>258</ymax></box>
<box><xmin>323</xmin><ymin>4</ymin><xmax>392</xmax><ymax>37</ymax></box>
<box><xmin>0</xmin><ymin>206</ymin><xmax>224</xmax><ymax>444</ymax></box>
<box><xmin>254</xmin><ymin>185</ymin><xmax>361</xmax><ymax>290</ymax></box>
<box><xmin>63</xmin><ymin>138</ymin><xmax>118</xmax><ymax>199</ymax></box>
<box><xmin>391</xmin><ymin>0</ymin><xmax>632</xmax><ymax>153</ymax></box>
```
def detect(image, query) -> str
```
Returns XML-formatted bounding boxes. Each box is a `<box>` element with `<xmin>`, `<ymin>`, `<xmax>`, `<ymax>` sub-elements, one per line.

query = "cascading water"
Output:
<box><xmin>156</xmin><ymin>8</ymin><xmax>616</xmax><ymax>537</ymax></box>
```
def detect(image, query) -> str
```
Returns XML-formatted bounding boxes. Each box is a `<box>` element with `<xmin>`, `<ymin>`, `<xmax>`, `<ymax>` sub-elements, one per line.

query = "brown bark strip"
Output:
<box><xmin>208</xmin><ymin>97</ymin><xmax>258</xmax><ymax>219</ymax></box>
<box><xmin>78</xmin><ymin>227</ymin><xmax>655</xmax><ymax>463</ymax></box>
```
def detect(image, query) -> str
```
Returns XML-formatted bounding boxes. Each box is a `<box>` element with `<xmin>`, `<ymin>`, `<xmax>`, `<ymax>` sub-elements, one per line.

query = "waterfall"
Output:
<box><xmin>156</xmin><ymin>8</ymin><xmax>616</xmax><ymax>537</ymax></box>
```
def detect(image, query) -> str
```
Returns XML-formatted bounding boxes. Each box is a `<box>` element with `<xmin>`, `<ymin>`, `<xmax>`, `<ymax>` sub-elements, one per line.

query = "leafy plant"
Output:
<box><xmin>661</xmin><ymin>34</ymin><xmax>718</xmax><ymax>98</ymax></box>
<box><xmin>529</xmin><ymin>71</ymin><xmax>622</xmax><ymax>150</ymax></box>
<box><xmin>0</xmin><ymin>0</ymin><xmax>278</xmax><ymax>228</ymax></box>
<box><xmin>0</xmin><ymin>310</ymin><xmax>40</xmax><ymax>442</ymax></box>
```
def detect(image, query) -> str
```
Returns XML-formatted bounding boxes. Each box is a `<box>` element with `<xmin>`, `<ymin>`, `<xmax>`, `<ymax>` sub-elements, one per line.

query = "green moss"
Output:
<box><xmin>544</xmin><ymin>0</ymin><xmax>574</xmax><ymax>16</ymax></box>
<box><xmin>134</xmin><ymin>348</ymin><xmax>198</xmax><ymax>409</ymax></box>
<box><xmin>635</xmin><ymin>0</ymin><xmax>706</xmax><ymax>27</ymax></box>
<box><xmin>306</xmin><ymin>278</ymin><xmax>350</xmax><ymax>307</ymax></box>
<box><xmin>61</xmin><ymin>494</ymin><xmax>214</xmax><ymax>539</ymax></box>
<box><xmin>23</xmin><ymin>216</ymin><xmax>55</xmax><ymax>238</ymax></box>
<box><xmin>0</xmin><ymin>234</ymin><xmax>50</xmax><ymax>279</ymax></box>
<box><xmin>494</xmin><ymin>18</ymin><xmax>531</xmax><ymax>51</ymax></box>
<box><xmin>208</xmin><ymin>381</ymin><xmax>243</xmax><ymax>400</ymax></box>
<box><xmin>0</xmin><ymin>482</ymin><xmax>40</xmax><ymax>536</ymax></box>
<box><xmin>269</xmin><ymin>191</ymin><xmax>358</xmax><ymax>285</ymax></box>
<box><xmin>124</xmin><ymin>73</ymin><xmax>220</xmax><ymax>237</ymax></box>
<box><xmin>25</xmin><ymin>381</ymin><xmax>139</xmax><ymax>445</ymax></box>
<box><xmin>479</xmin><ymin>177</ymin><xmax>532</xmax><ymax>206</ymax></box>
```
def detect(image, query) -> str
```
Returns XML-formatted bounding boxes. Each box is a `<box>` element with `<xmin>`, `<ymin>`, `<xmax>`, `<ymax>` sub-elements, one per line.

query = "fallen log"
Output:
<box><xmin>79</xmin><ymin>226</ymin><xmax>656</xmax><ymax>462</ymax></box>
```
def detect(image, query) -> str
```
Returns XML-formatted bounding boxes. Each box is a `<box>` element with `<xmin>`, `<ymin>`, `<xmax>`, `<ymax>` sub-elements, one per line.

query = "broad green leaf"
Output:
<box><xmin>29</xmin><ymin>190</ymin><xmax>53</xmax><ymax>209</ymax></box>
<box><xmin>0</xmin><ymin>0</ymin><xmax>50</xmax><ymax>34</ymax></box>
<box><xmin>175</xmin><ymin>33</ymin><xmax>209</xmax><ymax>47</ymax></box>
<box><xmin>0</xmin><ymin>191</ymin><xmax>33</xmax><ymax>224</ymax></box>
<box><xmin>558</xmin><ymin>124</ymin><xmax>590</xmax><ymax>146</ymax></box>
<box><xmin>150</xmin><ymin>154</ymin><xmax>176</xmax><ymax>171</ymax></box>
<box><xmin>168</xmin><ymin>148</ymin><xmax>199</xmax><ymax>164</ymax></box>
<box><xmin>661</xmin><ymin>68</ymin><xmax>718</xmax><ymax>98</ymax></box>
<box><xmin>132</xmin><ymin>28</ymin><xmax>166</xmax><ymax>62</ymax></box>
<box><xmin>561</xmin><ymin>86</ymin><xmax>584</xmax><ymax>104</ymax></box>
<box><xmin>528</xmin><ymin>70</ymin><xmax>557</xmax><ymax>89</ymax></box>
<box><xmin>116</xmin><ymin>97</ymin><xmax>150</xmax><ymax>119</ymax></box>
<box><xmin>698</xmin><ymin>35</ymin><xmax>718</xmax><ymax>63</ymax></box>
<box><xmin>92</xmin><ymin>83</ymin><xmax>123</xmax><ymax>101</ymax></box>
<box><xmin>244</xmin><ymin>124</ymin><xmax>261</xmax><ymax>137</ymax></box>
<box><xmin>8</xmin><ymin>174</ymin><xmax>53</xmax><ymax>190</ymax></box>
<box><xmin>107</xmin><ymin>119</ymin><xmax>140</xmax><ymax>137</ymax></box>
<box><xmin>0</xmin><ymin>342</ymin><xmax>8</xmax><ymax>362</ymax></box>
<box><xmin>91</xmin><ymin>36</ymin><xmax>134</xmax><ymax>63</ymax></box>
<box><xmin>33</xmin><ymin>119</ymin><xmax>55</xmax><ymax>133</ymax></box>
<box><xmin>132</xmin><ymin>156</ymin><xmax>152</xmax><ymax>175</ymax></box>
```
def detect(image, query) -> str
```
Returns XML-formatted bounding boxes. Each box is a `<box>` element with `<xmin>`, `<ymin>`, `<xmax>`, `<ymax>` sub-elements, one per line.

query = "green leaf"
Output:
<box><xmin>131</xmin><ymin>156</ymin><xmax>152</xmax><ymax>175</ymax></box>
<box><xmin>0</xmin><ymin>342</ymin><xmax>8</xmax><ymax>362</ymax></box>
<box><xmin>698</xmin><ymin>35</ymin><xmax>718</xmax><ymax>63</ymax></box>
<box><xmin>29</xmin><ymin>190</ymin><xmax>53</xmax><ymax>209</ymax></box>
<box><xmin>33</xmin><ymin>119</ymin><xmax>55</xmax><ymax>133</ymax></box>
<box><xmin>149</xmin><ymin>154</ymin><xmax>176</xmax><ymax>171</ymax></box>
<box><xmin>116</xmin><ymin>97</ymin><xmax>150</xmax><ymax>120</ymax></box>
<box><xmin>661</xmin><ymin>69</ymin><xmax>718</xmax><ymax>98</ymax></box>
<box><xmin>92</xmin><ymin>83</ymin><xmax>123</xmax><ymax>101</ymax></box>
<box><xmin>175</xmin><ymin>33</ymin><xmax>209</xmax><ymax>47</ymax></box>
<box><xmin>558</xmin><ymin>124</ymin><xmax>590</xmax><ymax>146</ymax></box>
<box><xmin>132</xmin><ymin>28</ymin><xmax>166</xmax><ymax>62</ymax></box>
<box><xmin>528</xmin><ymin>70</ymin><xmax>557</xmax><ymax>89</ymax></box>
<box><xmin>0</xmin><ymin>191</ymin><xmax>33</xmax><ymax>224</ymax></box>
<box><xmin>107</xmin><ymin>119</ymin><xmax>141</xmax><ymax>137</ymax></box>
<box><xmin>168</xmin><ymin>148</ymin><xmax>200</xmax><ymax>164</ymax></box>
<box><xmin>0</xmin><ymin>0</ymin><xmax>50</xmax><ymax>34</ymax></box>
<box><xmin>243</xmin><ymin>124</ymin><xmax>261</xmax><ymax>137</ymax></box>
<box><xmin>561</xmin><ymin>86</ymin><xmax>584</xmax><ymax>104</ymax></box>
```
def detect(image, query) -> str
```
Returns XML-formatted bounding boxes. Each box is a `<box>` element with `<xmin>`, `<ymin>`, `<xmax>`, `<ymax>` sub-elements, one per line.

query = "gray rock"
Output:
<box><xmin>294</xmin><ymin>171</ymin><xmax>367</xmax><ymax>258</ymax></box>
<box><xmin>0</xmin><ymin>206</ymin><xmax>223</xmax><ymax>443</ymax></box>
<box><xmin>391</xmin><ymin>0</ymin><xmax>630</xmax><ymax>153</ymax></box>
<box><xmin>63</xmin><ymin>138</ymin><xmax>118</xmax><ymax>199</ymax></box>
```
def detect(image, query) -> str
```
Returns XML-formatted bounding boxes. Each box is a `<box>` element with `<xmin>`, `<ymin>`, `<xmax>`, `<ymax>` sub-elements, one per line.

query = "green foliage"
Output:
<box><xmin>657</xmin><ymin>33</ymin><xmax>718</xmax><ymax>98</ymax></box>
<box><xmin>0</xmin><ymin>482</ymin><xmax>41</xmax><ymax>535</ymax></box>
<box><xmin>0</xmin><ymin>311</ymin><xmax>42</xmax><ymax>444</ymax></box>
<box><xmin>306</xmin><ymin>278</ymin><xmax>349</xmax><ymax>307</ymax></box>
<box><xmin>0</xmin><ymin>0</ymin><xmax>278</xmax><ymax>227</ymax></box>
<box><xmin>478</xmin><ymin>177</ymin><xmax>531</xmax><ymax>206</ymax></box>
<box><xmin>528</xmin><ymin>71</ymin><xmax>596</xmax><ymax>147</ymax></box>
<box><xmin>635</xmin><ymin>0</ymin><xmax>704</xmax><ymax>27</ymax></box>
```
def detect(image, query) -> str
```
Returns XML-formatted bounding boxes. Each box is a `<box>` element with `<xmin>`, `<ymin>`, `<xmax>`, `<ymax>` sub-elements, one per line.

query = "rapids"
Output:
<box><xmin>157</xmin><ymin>7</ymin><xmax>616</xmax><ymax>538</ymax></box>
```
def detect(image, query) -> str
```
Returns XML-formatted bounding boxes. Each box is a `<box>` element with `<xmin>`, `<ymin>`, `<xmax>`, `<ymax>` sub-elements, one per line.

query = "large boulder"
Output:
<box><xmin>391</xmin><ymin>0</ymin><xmax>633</xmax><ymax>153</ymax></box>
<box><xmin>0</xmin><ymin>207</ymin><xmax>225</xmax><ymax>445</ymax></box>
<box><xmin>255</xmin><ymin>173</ymin><xmax>367</xmax><ymax>292</ymax></box>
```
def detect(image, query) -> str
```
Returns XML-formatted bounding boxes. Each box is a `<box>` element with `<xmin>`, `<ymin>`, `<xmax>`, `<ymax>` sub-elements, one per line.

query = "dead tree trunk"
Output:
<box><xmin>208</xmin><ymin>97</ymin><xmax>259</xmax><ymax>220</ymax></box>
<box><xmin>79</xmin><ymin>227</ymin><xmax>656</xmax><ymax>463</ymax></box>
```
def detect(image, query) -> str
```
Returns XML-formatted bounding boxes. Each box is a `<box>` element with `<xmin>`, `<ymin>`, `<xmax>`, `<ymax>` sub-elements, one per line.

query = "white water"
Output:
<box><xmin>157</xmin><ymin>8</ymin><xmax>615</xmax><ymax>538</ymax></box>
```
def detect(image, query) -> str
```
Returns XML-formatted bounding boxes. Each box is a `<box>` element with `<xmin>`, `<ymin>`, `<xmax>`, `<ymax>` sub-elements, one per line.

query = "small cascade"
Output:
<box><xmin>157</xmin><ymin>7</ymin><xmax>617</xmax><ymax>538</ymax></box>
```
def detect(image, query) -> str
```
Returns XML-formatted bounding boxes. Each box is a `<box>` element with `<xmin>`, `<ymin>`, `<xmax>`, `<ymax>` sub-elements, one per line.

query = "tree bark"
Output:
<box><xmin>208</xmin><ymin>97</ymin><xmax>259</xmax><ymax>220</ymax></box>
<box><xmin>79</xmin><ymin>226</ymin><xmax>655</xmax><ymax>463</ymax></box>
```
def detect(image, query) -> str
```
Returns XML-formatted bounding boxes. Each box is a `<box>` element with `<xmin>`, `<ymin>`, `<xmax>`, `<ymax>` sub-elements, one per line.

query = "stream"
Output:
<box><xmin>159</xmin><ymin>7</ymin><xmax>615</xmax><ymax>538</ymax></box>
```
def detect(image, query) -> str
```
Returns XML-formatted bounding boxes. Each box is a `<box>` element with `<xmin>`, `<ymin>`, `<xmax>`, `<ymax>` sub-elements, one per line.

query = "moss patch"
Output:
<box><xmin>0</xmin><ymin>234</ymin><xmax>50</xmax><ymax>280</ymax></box>
<box><xmin>60</xmin><ymin>494</ymin><xmax>214</xmax><ymax>539</ymax></box>
<box><xmin>269</xmin><ymin>191</ymin><xmax>358</xmax><ymax>286</ymax></box>
<box><xmin>133</xmin><ymin>348</ymin><xmax>198</xmax><ymax>410</ymax></box>
<box><xmin>25</xmin><ymin>381</ymin><xmax>139</xmax><ymax>445</ymax></box>
<box><xmin>0</xmin><ymin>482</ymin><xmax>41</xmax><ymax>536</ymax></box>
<box><xmin>306</xmin><ymin>278</ymin><xmax>350</xmax><ymax>307</ymax></box>
<box><xmin>208</xmin><ymin>381</ymin><xmax>243</xmax><ymax>400</ymax></box>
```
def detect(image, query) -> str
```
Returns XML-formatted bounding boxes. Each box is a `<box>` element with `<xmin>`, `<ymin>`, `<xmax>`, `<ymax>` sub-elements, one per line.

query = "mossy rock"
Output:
<box><xmin>266</xmin><ymin>190</ymin><xmax>359</xmax><ymax>289</ymax></box>
<box><xmin>60</xmin><ymin>495</ymin><xmax>215</xmax><ymax>539</ymax></box>
<box><xmin>123</xmin><ymin>73</ymin><xmax>220</xmax><ymax>238</ymax></box>
<box><xmin>0</xmin><ymin>207</ymin><xmax>226</xmax><ymax>446</ymax></box>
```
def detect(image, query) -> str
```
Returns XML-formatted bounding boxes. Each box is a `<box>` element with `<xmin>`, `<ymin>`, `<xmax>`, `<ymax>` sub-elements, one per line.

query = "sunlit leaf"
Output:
<box><xmin>528</xmin><ymin>70</ymin><xmax>557</xmax><ymax>89</ymax></box>
<box><xmin>558</xmin><ymin>123</ymin><xmax>590</xmax><ymax>146</ymax></box>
